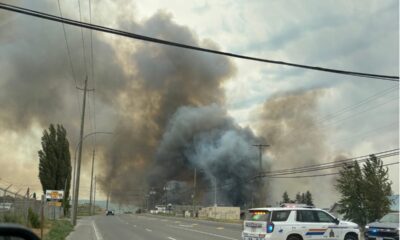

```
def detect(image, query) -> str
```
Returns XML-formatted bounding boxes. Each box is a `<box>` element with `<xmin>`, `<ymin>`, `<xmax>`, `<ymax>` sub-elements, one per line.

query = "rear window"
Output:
<box><xmin>271</xmin><ymin>210</ymin><xmax>291</xmax><ymax>222</ymax></box>
<box><xmin>245</xmin><ymin>210</ymin><xmax>270</xmax><ymax>221</ymax></box>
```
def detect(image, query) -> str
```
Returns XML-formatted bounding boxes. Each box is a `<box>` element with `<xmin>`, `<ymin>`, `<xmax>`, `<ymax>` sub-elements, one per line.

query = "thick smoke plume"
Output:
<box><xmin>256</xmin><ymin>90</ymin><xmax>339</xmax><ymax>206</ymax></box>
<box><xmin>150</xmin><ymin>104</ymin><xmax>264</xmax><ymax>206</ymax></box>
<box><xmin>100</xmin><ymin>11</ymin><xmax>242</xmax><ymax>203</ymax></box>
<box><xmin>0</xmin><ymin>0</ymin><xmax>339</xmax><ymax>207</ymax></box>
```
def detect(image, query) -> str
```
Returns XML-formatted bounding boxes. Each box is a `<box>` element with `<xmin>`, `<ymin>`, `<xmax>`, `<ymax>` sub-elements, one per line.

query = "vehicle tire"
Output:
<box><xmin>344</xmin><ymin>233</ymin><xmax>358</xmax><ymax>240</ymax></box>
<box><xmin>287</xmin><ymin>234</ymin><xmax>302</xmax><ymax>240</ymax></box>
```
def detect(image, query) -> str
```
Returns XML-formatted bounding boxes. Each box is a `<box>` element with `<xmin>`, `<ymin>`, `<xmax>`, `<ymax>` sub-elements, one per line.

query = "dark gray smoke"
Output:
<box><xmin>100</xmin><ymin>11</ymin><xmax>238</xmax><ymax>203</ymax></box>
<box><xmin>150</xmin><ymin>104</ymin><xmax>264</xmax><ymax>206</ymax></box>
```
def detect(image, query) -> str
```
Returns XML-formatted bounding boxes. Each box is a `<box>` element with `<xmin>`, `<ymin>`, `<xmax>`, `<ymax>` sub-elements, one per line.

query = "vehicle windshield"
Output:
<box><xmin>379</xmin><ymin>213</ymin><xmax>399</xmax><ymax>223</ymax></box>
<box><xmin>245</xmin><ymin>210</ymin><xmax>270</xmax><ymax>221</ymax></box>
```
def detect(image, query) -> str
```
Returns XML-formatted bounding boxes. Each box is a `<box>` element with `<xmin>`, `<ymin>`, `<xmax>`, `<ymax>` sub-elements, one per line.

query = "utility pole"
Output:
<box><xmin>71</xmin><ymin>77</ymin><xmax>93</xmax><ymax>226</ymax></box>
<box><xmin>89</xmin><ymin>149</ymin><xmax>95</xmax><ymax>215</ymax></box>
<box><xmin>192</xmin><ymin>168</ymin><xmax>196</xmax><ymax>217</ymax></box>
<box><xmin>253</xmin><ymin>144</ymin><xmax>269</xmax><ymax>207</ymax></box>
<box><xmin>214</xmin><ymin>177</ymin><xmax>217</xmax><ymax>207</ymax></box>
<box><xmin>253</xmin><ymin>144</ymin><xmax>270</xmax><ymax>171</ymax></box>
<box><xmin>92</xmin><ymin>176</ymin><xmax>96</xmax><ymax>215</ymax></box>
<box><xmin>106</xmin><ymin>191</ymin><xmax>110</xmax><ymax>211</ymax></box>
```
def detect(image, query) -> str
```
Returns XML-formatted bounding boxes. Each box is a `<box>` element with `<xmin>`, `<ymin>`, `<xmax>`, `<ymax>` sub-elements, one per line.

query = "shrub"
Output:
<box><xmin>3</xmin><ymin>213</ymin><xmax>24</xmax><ymax>224</ymax></box>
<box><xmin>28</xmin><ymin>208</ymin><xmax>41</xmax><ymax>228</ymax></box>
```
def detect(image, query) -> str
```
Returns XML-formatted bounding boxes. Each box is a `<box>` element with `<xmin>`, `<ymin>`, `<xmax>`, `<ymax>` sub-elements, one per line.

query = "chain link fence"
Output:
<box><xmin>0</xmin><ymin>186</ymin><xmax>64</xmax><ymax>227</ymax></box>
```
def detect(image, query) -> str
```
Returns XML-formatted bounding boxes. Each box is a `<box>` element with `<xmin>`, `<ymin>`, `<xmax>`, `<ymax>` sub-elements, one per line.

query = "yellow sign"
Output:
<box><xmin>48</xmin><ymin>201</ymin><xmax>62</xmax><ymax>207</ymax></box>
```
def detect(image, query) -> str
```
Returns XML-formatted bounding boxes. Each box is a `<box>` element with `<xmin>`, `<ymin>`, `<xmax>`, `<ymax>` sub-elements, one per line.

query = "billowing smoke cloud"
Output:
<box><xmin>150</xmin><ymin>104</ymin><xmax>264</xmax><ymax>206</ymax></box>
<box><xmin>256</xmin><ymin>90</ymin><xmax>339</xmax><ymax>207</ymax></box>
<box><xmin>100</xmin><ymin>11</ymin><xmax>238</xmax><ymax>203</ymax></box>
<box><xmin>0</xmin><ymin>0</ymin><xmax>339</xmax><ymax>207</ymax></box>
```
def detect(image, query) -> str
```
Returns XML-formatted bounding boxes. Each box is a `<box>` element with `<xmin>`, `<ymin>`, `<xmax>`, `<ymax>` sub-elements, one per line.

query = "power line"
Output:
<box><xmin>323</xmin><ymin>96</ymin><xmax>398</xmax><ymax>127</ymax></box>
<box><xmin>200</xmin><ymin>149</ymin><xmax>399</xmax><ymax>192</ymax></box>
<box><xmin>77</xmin><ymin>0</ymin><xmax>88</xmax><ymax>78</ymax></box>
<box><xmin>332</xmin><ymin>122</ymin><xmax>398</xmax><ymax>146</ymax></box>
<box><xmin>267</xmin><ymin>161</ymin><xmax>399</xmax><ymax>179</ymax></box>
<box><xmin>88</xmin><ymin>0</ymin><xmax>97</xmax><ymax>148</ymax></box>
<box><xmin>258</xmin><ymin>148</ymin><xmax>398</xmax><ymax>176</ymax></box>
<box><xmin>57</xmin><ymin>0</ymin><xmax>85</xmax><ymax>173</ymax></box>
<box><xmin>316</xmin><ymin>86</ymin><xmax>398</xmax><ymax>123</ymax></box>
<box><xmin>57</xmin><ymin>0</ymin><xmax>78</xmax><ymax>87</ymax></box>
<box><xmin>0</xmin><ymin>2</ymin><xmax>398</xmax><ymax>82</ymax></box>
<box><xmin>168</xmin><ymin>149</ymin><xmax>399</xmax><ymax>195</ymax></box>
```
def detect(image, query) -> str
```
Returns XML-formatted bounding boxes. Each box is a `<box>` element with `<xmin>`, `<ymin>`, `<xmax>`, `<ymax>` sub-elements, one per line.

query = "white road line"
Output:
<box><xmin>167</xmin><ymin>237</ymin><xmax>177</xmax><ymax>240</ymax></box>
<box><xmin>146</xmin><ymin>228</ymin><xmax>153</xmax><ymax>232</ymax></box>
<box><xmin>169</xmin><ymin>225</ymin><xmax>238</xmax><ymax>240</ymax></box>
<box><xmin>179</xmin><ymin>224</ymin><xmax>193</xmax><ymax>228</ymax></box>
<box><xmin>92</xmin><ymin>221</ymin><xmax>104</xmax><ymax>240</ymax></box>
<box><xmin>134</xmin><ymin>225</ymin><xmax>137</xmax><ymax>227</ymax></box>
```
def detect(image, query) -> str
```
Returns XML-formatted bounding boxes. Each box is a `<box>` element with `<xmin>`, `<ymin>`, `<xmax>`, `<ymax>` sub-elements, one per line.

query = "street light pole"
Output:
<box><xmin>70</xmin><ymin>131</ymin><xmax>112</xmax><ymax>224</ymax></box>
<box><xmin>89</xmin><ymin>149</ymin><xmax>95</xmax><ymax>215</ymax></box>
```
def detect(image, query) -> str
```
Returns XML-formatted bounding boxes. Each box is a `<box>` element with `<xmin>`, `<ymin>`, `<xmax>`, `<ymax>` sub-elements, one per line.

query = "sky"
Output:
<box><xmin>0</xmin><ymin>0</ymin><xmax>398</xmax><ymax>207</ymax></box>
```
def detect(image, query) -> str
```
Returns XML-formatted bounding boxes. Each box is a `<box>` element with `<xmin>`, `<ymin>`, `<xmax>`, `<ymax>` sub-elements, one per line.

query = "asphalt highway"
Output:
<box><xmin>67</xmin><ymin>214</ymin><xmax>243</xmax><ymax>240</ymax></box>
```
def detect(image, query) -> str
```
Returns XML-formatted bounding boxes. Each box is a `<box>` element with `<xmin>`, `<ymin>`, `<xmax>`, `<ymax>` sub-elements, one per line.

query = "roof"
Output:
<box><xmin>389</xmin><ymin>195</ymin><xmax>399</xmax><ymax>212</ymax></box>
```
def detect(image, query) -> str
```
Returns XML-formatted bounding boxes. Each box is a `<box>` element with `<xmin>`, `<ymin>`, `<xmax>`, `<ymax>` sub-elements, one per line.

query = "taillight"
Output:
<box><xmin>267</xmin><ymin>222</ymin><xmax>274</xmax><ymax>233</ymax></box>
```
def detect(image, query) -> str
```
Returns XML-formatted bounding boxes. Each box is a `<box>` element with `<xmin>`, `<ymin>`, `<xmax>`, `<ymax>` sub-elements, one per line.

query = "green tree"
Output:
<box><xmin>305</xmin><ymin>190</ymin><xmax>313</xmax><ymax>205</ymax></box>
<box><xmin>336</xmin><ymin>155</ymin><xmax>392</xmax><ymax>227</ymax></box>
<box><xmin>38</xmin><ymin>124</ymin><xmax>71</xmax><ymax>215</ymax></box>
<box><xmin>336</xmin><ymin>161</ymin><xmax>366</xmax><ymax>226</ymax></box>
<box><xmin>295</xmin><ymin>192</ymin><xmax>302</xmax><ymax>203</ymax></box>
<box><xmin>363</xmin><ymin>155</ymin><xmax>392</xmax><ymax>221</ymax></box>
<box><xmin>282</xmin><ymin>191</ymin><xmax>290</xmax><ymax>203</ymax></box>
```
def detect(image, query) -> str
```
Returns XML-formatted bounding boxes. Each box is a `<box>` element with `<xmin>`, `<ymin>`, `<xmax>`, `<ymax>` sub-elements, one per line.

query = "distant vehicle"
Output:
<box><xmin>365</xmin><ymin>212</ymin><xmax>399</xmax><ymax>240</ymax></box>
<box><xmin>106</xmin><ymin>210</ymin><xmax>114</xmax><ymax>216</ymax></box>
<box><xmin>242</xmin><ymin>206</ymin><xmax>360</xmax><ymax>240</ymax></box>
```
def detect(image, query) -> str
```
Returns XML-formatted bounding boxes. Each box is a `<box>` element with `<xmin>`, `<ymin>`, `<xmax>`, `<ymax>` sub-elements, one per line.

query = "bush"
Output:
<box><xmin>2</xmin><ymin>213</ymin><xmax>24</xmax><ymax>224</ymax></box>
<box><xmin>44</xmin><ymin>220</ymin><xmax>73</xmax><ymax>240</ymax></box>
<box><xmin>28</xmin><ymin>208</ymin><xmax>41</xmax><ymax>228</ymax></box>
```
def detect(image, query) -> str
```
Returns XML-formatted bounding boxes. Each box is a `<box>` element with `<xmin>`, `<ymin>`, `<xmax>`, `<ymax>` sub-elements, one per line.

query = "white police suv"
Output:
<box><xmin>242</xmin><ymin>205</ymin><xmax>360</xmax><ymax>240</ymax></box>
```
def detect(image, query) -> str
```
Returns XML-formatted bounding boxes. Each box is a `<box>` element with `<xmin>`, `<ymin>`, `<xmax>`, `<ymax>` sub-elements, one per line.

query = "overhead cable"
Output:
<box><xmin>0</xmin><ymin>2</ymin><xmax>398</xmax><ymax>82</ymax></box>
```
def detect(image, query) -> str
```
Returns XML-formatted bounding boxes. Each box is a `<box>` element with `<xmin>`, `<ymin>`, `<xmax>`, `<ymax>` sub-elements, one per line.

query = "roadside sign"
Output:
<box><xmin>45</xmin><ymin>190</ymin><xmax>64</xmax><ymax>207</ymax></box>
<box><xmin>45</xmin><ymin>190</ymin><xmax>64</xmax><ymax>201</ymax></box>
<box><xmin>47</xmin><ymin>202</ymin><xmax>62</xmax><ymax>207</ymax></box>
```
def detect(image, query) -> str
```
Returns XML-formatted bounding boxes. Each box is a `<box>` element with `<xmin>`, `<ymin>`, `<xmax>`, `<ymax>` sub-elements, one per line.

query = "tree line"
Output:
<box><xmin>281</xmin><ymin>190</ymin><xmax>314</xmax><ymax>205</ymax></box>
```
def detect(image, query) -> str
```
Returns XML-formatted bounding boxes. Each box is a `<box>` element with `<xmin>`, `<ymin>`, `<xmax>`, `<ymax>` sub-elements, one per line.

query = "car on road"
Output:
<box><xmin>106</xmin><ymin>210</ymin><xmax>115</xmax><ymax>216</ymax></box>
<box><xmin>242</xmin><ymin>206</ymin><xmax>360</xmax><ymax>240</ymax></box>
<box><xmin>364</xmin><ymin>212</ymin><xmax>399</xmax><ymax>240</ymax></box>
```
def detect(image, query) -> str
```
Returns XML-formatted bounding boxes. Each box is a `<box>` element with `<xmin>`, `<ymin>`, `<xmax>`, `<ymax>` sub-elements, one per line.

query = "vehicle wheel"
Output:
<box><xmin>344</xmin><ymin>233</ymin><xmax>358</xmax><ymax>240</ymax></box>
<box><xmin>287</xmin><ymin>234</ymin><xmax>302</xmax><ymax>240</ymax></box>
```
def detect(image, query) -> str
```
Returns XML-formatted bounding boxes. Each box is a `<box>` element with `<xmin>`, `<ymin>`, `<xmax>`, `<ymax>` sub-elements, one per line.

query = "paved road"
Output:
<box><xmin>67</xmin><ymin>214</ymin><xmax>243</xmax><ymax>240</ymax></box>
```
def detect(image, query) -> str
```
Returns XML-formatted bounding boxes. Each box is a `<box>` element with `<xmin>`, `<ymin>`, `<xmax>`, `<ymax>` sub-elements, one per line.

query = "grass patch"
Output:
<box><xmin>43</xmin><ymin>220</ymin><xmax>73</xmax><ymax>240</ymax></box>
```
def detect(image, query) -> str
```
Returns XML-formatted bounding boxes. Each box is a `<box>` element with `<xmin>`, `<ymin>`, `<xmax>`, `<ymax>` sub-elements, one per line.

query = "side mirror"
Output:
<box><xmin>0</xmin><ymin>224</ymin><xmax>40</xmax><ymax>240</ymax></box>
<box><xmin>334</xmin><ymin>218</ymin><xmax>340</xmax><ymax>225</ymax></box>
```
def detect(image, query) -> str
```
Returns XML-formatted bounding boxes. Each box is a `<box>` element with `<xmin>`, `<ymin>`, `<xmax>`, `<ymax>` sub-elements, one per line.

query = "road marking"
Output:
<box><xmin>167</xmin><ymin>237</ymin><xmax>177</xmax><ymax>240</ymax></box>
<box><xmin>134</xmin><ymin>225</ymin><xmax>137</xmax><ymax>227</ymax></box>
<box><xmin>174</xmin><ymin>221</ymin><xmax>181</xmax><ymax>223</ymax></box>
<box><xmin>146</xmin><ymin>228</ymin><xmax>153</xmax><ymax>232</ymax></box>
<box><xmin>92</xmin><ymin>221</ymin><xmax>104</xmax><ymax>240</ymax></box>
<box><xmin>169</xmin><ymin>225</ymin><xmax>238</xmax><ymax>240</ymax></box>
<box><xmin>179</xmin><ymin>224</ymin><xmax>193</xmax><ymax>228</ymax></box>
<box><xmin>217</xmin><ymin>227</ymin><xmax>224</xmax><ymax>230</ymax></box>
